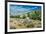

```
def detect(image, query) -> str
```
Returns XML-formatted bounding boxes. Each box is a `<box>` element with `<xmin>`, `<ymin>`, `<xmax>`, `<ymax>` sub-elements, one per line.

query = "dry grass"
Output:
<box><xmin>10</xmin><ymin>18</ymin><xmax>41</xmax><ymax>29</ymax></box>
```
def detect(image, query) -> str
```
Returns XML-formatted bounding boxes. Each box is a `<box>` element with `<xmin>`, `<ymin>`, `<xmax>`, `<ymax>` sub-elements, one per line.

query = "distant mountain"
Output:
<box><xmin>10</xmin><ymin>10</ymin><xmax>41</xmax><ymax>16</ymax></box>
<box><xmin>10</xmin><ymin>5</ymin><xmax>41</xmax><ymax>16</ymax></box>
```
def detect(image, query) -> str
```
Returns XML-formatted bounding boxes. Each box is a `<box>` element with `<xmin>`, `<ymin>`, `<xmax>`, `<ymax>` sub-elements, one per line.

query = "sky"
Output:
<box><xmin>10</xmin><ymin>5</ymin><xmax>41</xmax><ymax>16</ymax></box>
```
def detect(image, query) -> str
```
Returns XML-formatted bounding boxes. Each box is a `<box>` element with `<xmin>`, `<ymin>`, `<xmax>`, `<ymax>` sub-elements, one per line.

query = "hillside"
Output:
<box><xmin>10</xmin><ymin>10</ymin><xmax>41</xmax><ymax>29</ymax></box>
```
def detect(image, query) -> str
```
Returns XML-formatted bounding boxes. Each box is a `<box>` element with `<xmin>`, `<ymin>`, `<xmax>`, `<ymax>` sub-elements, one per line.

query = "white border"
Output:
<box><xmin>7</xmin><ymin>2</ymin><xmax>43</xmax><ymax>32</ymax></box>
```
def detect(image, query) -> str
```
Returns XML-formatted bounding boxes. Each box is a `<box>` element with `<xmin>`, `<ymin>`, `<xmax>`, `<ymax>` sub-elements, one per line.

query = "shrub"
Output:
<box><xmin>26</xmin><ymin>23</ymin><xmax>34</xmax><ymax>28</ymax></box>
<box><xmin>22</xmin><ymin>15</ymin><xmax>26</xmax><ymax>19</ymax></box>
<box><xmin>10</xmin><ymin>26</ymin><xmax>16</xmax><ymax>29</ymax></box>
<box><xmin>29</xmin><ymin>11</ymin><xmax>41</xmax><ymax>20</ymax></box>
<box><xmin>18</xmin><ymin>24</ymin><xmax>22</xmax><ymax>26</ymax></box>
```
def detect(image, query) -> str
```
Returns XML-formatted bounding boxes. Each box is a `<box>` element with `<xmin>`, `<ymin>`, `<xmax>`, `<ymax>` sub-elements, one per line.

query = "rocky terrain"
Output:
<box><xmin>10</xmin><ymin>18</ymin><xmax>41</xmax><ymax>29</ymax></box>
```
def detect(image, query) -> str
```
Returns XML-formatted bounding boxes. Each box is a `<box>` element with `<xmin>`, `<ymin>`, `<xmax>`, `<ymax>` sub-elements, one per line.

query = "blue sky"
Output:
<box><xmin>10</xmin><ymin>5</ymin><xmax>41</xmax><ymax>16</ymax></box>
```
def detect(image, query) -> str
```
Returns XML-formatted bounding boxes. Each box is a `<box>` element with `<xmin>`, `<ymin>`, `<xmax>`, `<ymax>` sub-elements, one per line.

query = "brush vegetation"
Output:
<box><xmin>10</xmin><ymin>11</ymin><xmax>41</xmax><ymax>29</ymax></box>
